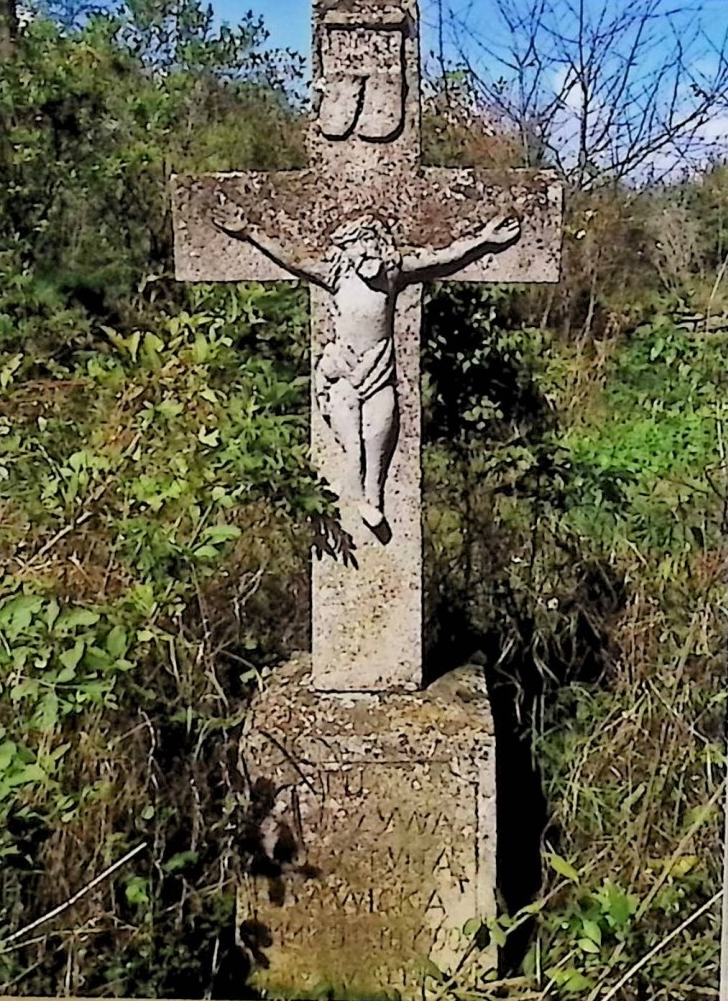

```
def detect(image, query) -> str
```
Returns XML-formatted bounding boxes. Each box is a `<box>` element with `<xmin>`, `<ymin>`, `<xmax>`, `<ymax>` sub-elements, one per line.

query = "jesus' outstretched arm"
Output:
<box><xmin>212</xmin><ymin>199</ymin><xmax>333</xmax><ymax>292</ymax></box>
<box><xmin>398</xmin><ymin>214</ymin><xmax>521</xmax><ymax>287</ymax></box>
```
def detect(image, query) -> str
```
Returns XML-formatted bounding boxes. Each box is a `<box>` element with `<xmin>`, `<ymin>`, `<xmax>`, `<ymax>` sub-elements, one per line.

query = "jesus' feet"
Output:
<box><xmin>358</xmin><ymin>500</ymin><xmax>384</xmax><ymax>529</ymax></box>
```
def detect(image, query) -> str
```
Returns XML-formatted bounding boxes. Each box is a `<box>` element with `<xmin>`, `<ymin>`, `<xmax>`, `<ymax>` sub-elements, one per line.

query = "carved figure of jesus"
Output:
<box><xmin>213</xmin><ymin>199</ymin><xmax>521</xmax><ymax>535</ymax></box>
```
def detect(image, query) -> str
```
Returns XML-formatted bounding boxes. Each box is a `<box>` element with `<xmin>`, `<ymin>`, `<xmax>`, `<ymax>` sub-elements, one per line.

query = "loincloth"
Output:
<box><xmin>315</xmin><ymin>337</ymin><xmax>395</xmax><ymax>419</ymax></box>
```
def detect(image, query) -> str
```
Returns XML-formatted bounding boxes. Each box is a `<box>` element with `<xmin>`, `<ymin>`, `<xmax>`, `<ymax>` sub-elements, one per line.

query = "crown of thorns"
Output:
<box><xmin>329</xmin><ymin>214</ymin><xmax>396</xmax><ymax>248</ymax></box>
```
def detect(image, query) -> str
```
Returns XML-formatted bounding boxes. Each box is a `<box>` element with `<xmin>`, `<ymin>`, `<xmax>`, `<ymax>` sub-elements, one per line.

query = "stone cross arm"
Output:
<box><xmin>171</xmin><ymin>167</ymin><xmax>562</xmax><ymax>285</ymax></box>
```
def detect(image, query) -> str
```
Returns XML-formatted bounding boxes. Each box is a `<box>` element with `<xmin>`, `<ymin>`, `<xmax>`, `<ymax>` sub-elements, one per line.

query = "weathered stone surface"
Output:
<box><xmin>310</xmin><ymin>0</ymin><xmax>421</xmax><ymax>176</ymax></box>
<box><xmin>238</xmin><ymin>656</ymin><xmax>497</xmax><ymax>998</ymax></box>
<box><xmin>170</xmin><ymin>164</ymin><xmax>561</xmax><ymax>699</ymax></box>
<box><xmin>170</xmin><ymin>0</ymin><xmax>563</xmax><ymax>693</ymax></box>
<box><xmin>171</xmin><ymin>169</ymin><xmax>562</xmax><ymax>285</ymax></box>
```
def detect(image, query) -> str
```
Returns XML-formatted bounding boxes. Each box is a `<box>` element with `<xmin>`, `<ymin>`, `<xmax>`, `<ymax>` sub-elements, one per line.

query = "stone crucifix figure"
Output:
<box><xmin>172</xmin><ymin>1</ymin><xmax>562</xmax><ymax>995</ymax></box>
<box><xmin>212</xmin><ymin>204</ymin><xmax>521</xmax><ymax>535</ymax></box>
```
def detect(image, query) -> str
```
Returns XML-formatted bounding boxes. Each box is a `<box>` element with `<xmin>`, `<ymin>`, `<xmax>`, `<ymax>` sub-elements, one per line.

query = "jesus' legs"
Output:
<box><xmin>324</xmin><ymin>378</ymin><xmax>365</xmax><ymax>504</ymax></box>
<box><xmin>360</xmin><ymin>384</ymin><xmax>398</xmax><ymax>528</ymax></box>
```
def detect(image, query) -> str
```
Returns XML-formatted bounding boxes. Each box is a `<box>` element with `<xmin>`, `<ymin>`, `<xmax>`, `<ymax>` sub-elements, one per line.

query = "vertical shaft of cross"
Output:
<box><xmin>309</xmin><ymin>0</ymin><xmax>425</xmax><ymax>692</ymax></box>
<box><xmin>311</xmin><ymin>283</ymin><xmax>423</xmax><ymax>691</ymax></box>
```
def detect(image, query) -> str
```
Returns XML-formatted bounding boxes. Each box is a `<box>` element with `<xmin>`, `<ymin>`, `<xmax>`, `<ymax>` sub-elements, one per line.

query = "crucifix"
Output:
<box><xmin>171</xmin><ymin>0</ymin><xmax>561</xmax><ymax>696</ymax></box>
<box><xmin>172</xmin><ymin>1</ymin><xmax>561</xmax><ymax>994</ymax></box>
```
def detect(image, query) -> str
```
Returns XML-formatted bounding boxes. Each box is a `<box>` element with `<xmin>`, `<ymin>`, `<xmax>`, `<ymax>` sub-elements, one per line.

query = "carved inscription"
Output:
<box><xmin>244</xmin><ymin>762</ymin><xmax>483</xmax><ymax>977</ymax></box>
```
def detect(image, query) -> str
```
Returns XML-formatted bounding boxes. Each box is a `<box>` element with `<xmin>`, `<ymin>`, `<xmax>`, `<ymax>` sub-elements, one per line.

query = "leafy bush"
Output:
<box><xmin>423</xmin><ymin>288</ymin><xmax>727</xmax><ymax>998</ymax></box>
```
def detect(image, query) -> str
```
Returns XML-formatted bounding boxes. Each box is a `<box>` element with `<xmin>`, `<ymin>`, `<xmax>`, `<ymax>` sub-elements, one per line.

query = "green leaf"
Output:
<box><xmin>127</xmin><ymin>330</ymin><xmax>141</xmax><ymax>361</ymax></box>
<box><xmin>124</xmin><ymin>875</ymin><xmax>150</xmax><ymax>907</ymax></box>
<box><xmin>0</xmin><ymin>353</ymin><xmax>22</xmax><ymax>390</ymax></box>
<box><xmin>577</xmin><ymin>938</ymin><xmax>600</xmax><ymax>954</ymax></box>
<box><xmin>670</xmin><ymin>855</ymin><xmax>699</xmax><ymax>878</ymax></box>
<box><xmin>0</xmin><ymin>594</ymin><xmax>43</xmax><ymax>633</ymax></box>
<box><xmin>11</xmin><ymin>680</ymin><xmax>38</xmax><ymax>702</ymax></box>
<box><xmin>162</xmin><ymin>850</ymin><xmax>199</xmax><ymax>874</ymax></box>
<box><xmin>193</xmin><ymin>544</ymin><xmax>220</xmax><ymax>560</ymax></box>
<box><xmin>546</xmin><ymin>968</ymin><xmax>592</xmax><ymax>992</ymax></box>
<box><xmin>106</xmin><ymin>625</ymin><xmax>128</xmax><ymax>659</ymax></box>
<box><xmin>564</xmin><ymin>970</ymin><xmax>592</xmax><ymax>993</ymax></box>
<box><xmin>126</xmin><ymin>584</ymin><xmax>156</xmax><ymax>616</ymax></box>
<box><xmin>60</xmin><ymin>639</ymin><xmax>85</xmax><ymax>672</ymax></box>
<box><xmin>417</xmin><ymin>957</ymin><xmax>443</xmax><ymax>982</ymax></box>
<box><xmin>490</xmin><ymin>923</ymin><xmax>507</xmax><ymax>948</ymax></box>
<box><xmin>192</xmin><ymin>333</ymin><xmax>209</xmax><ymax>363</ymax></box>
<box><xmin>462</xmin><ymin>917</ymin><xmax>481</xmax><ymax>937</ymax></box>
<box><xmin>582</xmin><ymin>918</ymin><xmax>602</xmax><ymax>944</ymax></box>
<box><xmin>202</xmin><ymin>524</ymin><xmax>241</xmax><ymax>544</ymax></box>
<box><xmin>46</xmin><ymin>599</ymin><xmax>60</xmax><ymax>629</ymax></box>
<box><xmin>102</xmin><ymin>325</ymin><xmax>127</xmax><ymax>354</ymax></box>
<box><xmin>8</xmin><ymin>763</ymin><xmax>46</xmax><ymax>787</ymax></box>
<box><xmin>56</xmin><ymin>609</ymin><xmax>100</xmax><ymax>632</ymax></box>
<box><xmin>0</xmin><ymin>740</ymin><xmax>17</xmax><ymax>772</ymax></box>
<box><xmin>35</xmin><ymin>692</ymin><xmax>60</xmax><ymax>731</ymax></box>
<box><xmin>84</xmin><ymin>646</ymin><xmax>112</xmax><ymax>670</ymax></box>
<box><xmin>605</xmin><ymin>890</ymin><xmax>635</xmax><ymax>927</ymax></box>
<box><xmin>144</xmin><ymin>332</ymin><xmax>164</xmax><ymax>355</ymax></box>
<box><xmin>198</xmin><ymin>427</ymin><xmax>220</xmax><ymax>447</ymax></box>
<box><xmin>547</xmin><ymin>852</ymin><xmax>580</xmax><ymax>882</ymax></box>
<box><xmin>522</xmin><ymin>945</ymin><xmax>538</xmax><ymax>978</ymax></box>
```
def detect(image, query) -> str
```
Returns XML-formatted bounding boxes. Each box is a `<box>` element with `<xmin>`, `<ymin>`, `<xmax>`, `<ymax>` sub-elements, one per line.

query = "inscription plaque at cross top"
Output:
<box><xmin>171</xmin><ymin>0</ymin><xmax>562</xmax><ymax>694</ymax></box>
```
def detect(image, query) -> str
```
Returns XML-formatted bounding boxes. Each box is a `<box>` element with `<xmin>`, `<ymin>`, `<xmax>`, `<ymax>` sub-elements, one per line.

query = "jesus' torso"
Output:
<box><xmin>329</xmin><ymin>267</ymin><xmax>398</xmax><ymax>355</ymax></box>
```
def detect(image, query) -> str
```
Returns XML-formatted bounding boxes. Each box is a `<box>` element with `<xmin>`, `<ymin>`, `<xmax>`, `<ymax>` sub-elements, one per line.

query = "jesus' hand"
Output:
<box><xmin>211</xmin><ymin>191</ymin><xmax>248</xmax><ymax>239</ymax></box>
<box><xmin>478</xmin><ymin>214</ymin><xmax>522</xmax><ymax>245</ymax></box>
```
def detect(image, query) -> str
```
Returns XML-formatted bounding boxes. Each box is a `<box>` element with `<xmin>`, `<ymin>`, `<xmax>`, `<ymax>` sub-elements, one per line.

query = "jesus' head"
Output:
<box><xmin>329</xmin><ymin>215</ymin><xmax>401</xmax><ymax>281</ymax></box>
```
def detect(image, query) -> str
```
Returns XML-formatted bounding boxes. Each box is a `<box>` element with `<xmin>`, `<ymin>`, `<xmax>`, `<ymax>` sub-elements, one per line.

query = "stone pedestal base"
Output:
<box><xmin>237</xmin><ymin>657</ymin><xmax>497</xmax><ymax>999</ymax></box>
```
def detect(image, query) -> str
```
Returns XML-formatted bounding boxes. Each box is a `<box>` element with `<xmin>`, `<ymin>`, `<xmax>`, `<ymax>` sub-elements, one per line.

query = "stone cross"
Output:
<box><xmin>173</xmin><ymin>1</ymin><xmax>561</xmax><ymax>994</ymax></box>
<box><xmin>171</xmin><ymin>0</ymin><xmax>561</xmax><ymax>696</ymax></box>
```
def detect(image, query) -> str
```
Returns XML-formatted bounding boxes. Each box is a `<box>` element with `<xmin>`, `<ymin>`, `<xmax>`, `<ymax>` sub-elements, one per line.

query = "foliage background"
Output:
<box><xmin>0</xmin><ymin>2</ymin><xmax>727</xmax><ymax>999</ymax></box>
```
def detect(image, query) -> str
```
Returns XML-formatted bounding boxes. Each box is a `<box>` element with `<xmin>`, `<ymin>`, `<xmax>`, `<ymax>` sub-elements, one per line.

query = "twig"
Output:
<box><xmin>1</xmin><ymin>960</ymin><xmax>42</xmax><ymax>990</ymax></box>
<box><xmin>0</xmin><ymin>843</ymin><xmax>146</xmax><ymax>948</ymax></box>
<box><xmin>721</xmin><ymin>761</ymin><xmax>728</xmax><ymax>1001</ymax></box>
<box><xmin>600</xmin><ymin>890</ymin><xmax>722</xmax><ymax>1001</ymax></box>
<box><xmin>636</xmin><ymin>778</ymin><xmax>726</xmax><ymax>922</ymax></box>
<box><xmin>706</xmin><ymin>250</ymin><xmax>728</xmax><ymax>336</ymax></box>
<box><xmin>25</xmin><ymin>429</ymin><xmax>143</xmax><ymax>568</ymax></box>
<box><xmin>658</xmin><ymin>985</ymin><xmax>718</xmax><ymax>998</ymax></box>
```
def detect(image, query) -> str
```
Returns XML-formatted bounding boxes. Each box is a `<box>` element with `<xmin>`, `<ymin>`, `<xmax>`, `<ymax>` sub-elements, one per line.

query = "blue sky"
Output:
<box><xmin>213</xmin><ymin>0</ymin><xmax>728</xmax><ymax>65</ymax></box>
<box><xmin>224</xmin><ymin>1</ymin><xmax>309</xmax><ymax>54</ymax></box>
<box><xmin>214</xmin><ymin>0</ymin><xmax>453</xmax><ymax>59</ymax></box>
<box><xmin>211</xmin><ymin>0</ymin><xmax>728</xmax><ymax>175</ymax></box>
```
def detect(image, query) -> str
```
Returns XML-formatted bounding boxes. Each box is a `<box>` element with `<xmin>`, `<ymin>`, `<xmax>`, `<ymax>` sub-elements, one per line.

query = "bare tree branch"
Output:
<box><xmin>434</xmin><ymin>0</ymin><xmax>728</xmax><ymax>188</ymax></box>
